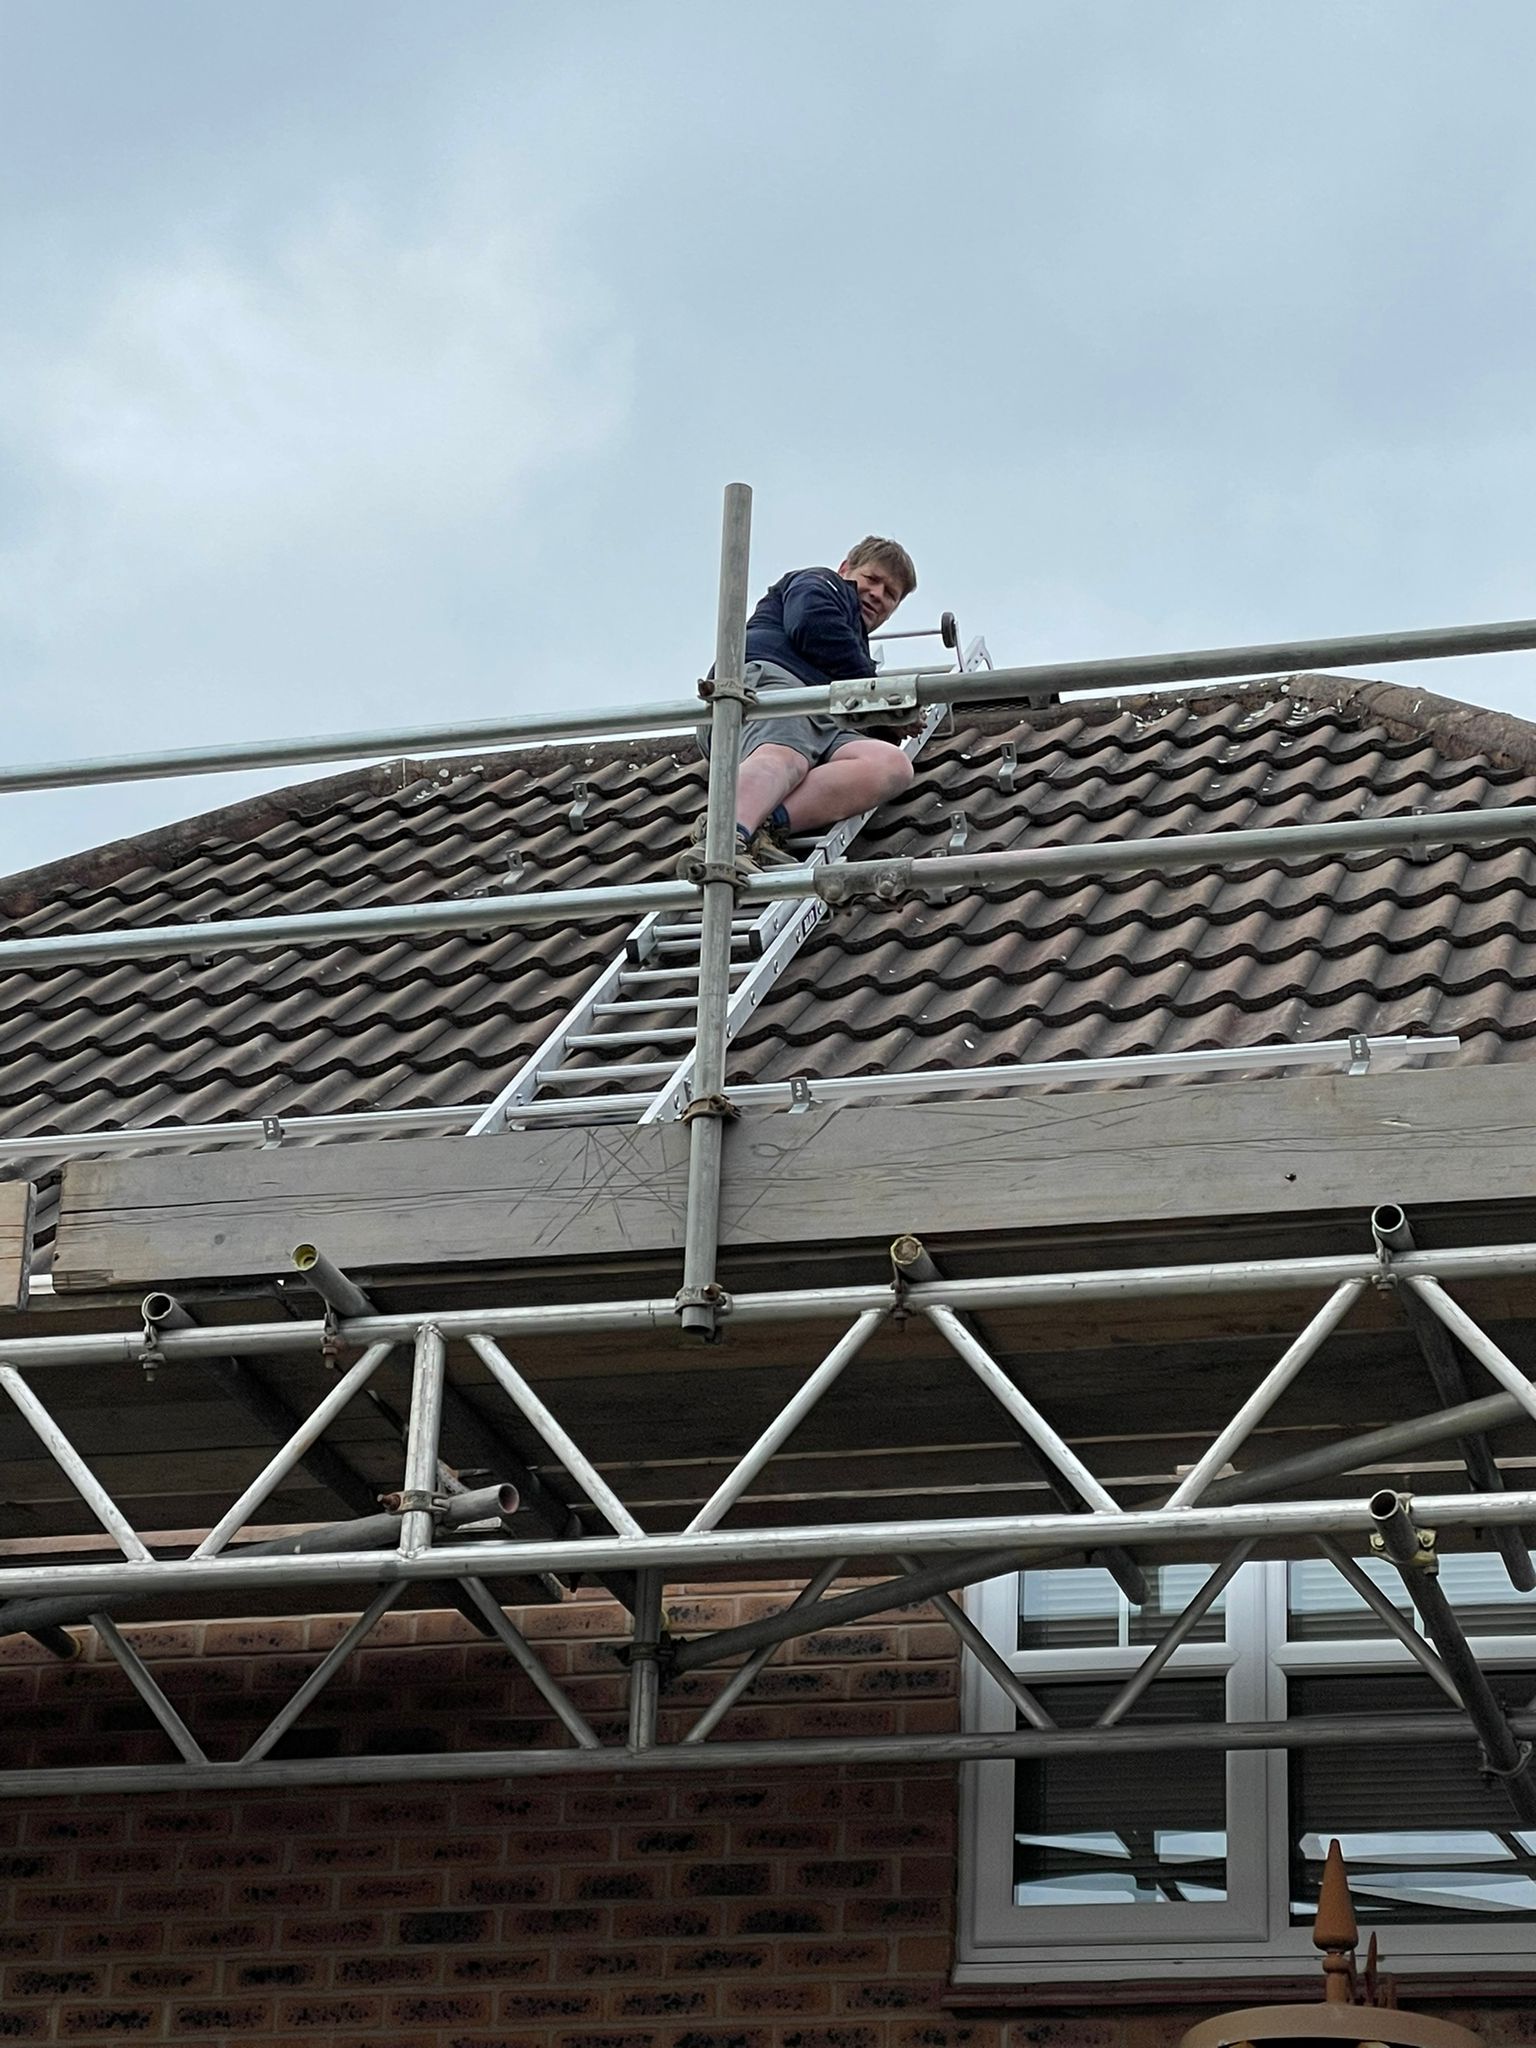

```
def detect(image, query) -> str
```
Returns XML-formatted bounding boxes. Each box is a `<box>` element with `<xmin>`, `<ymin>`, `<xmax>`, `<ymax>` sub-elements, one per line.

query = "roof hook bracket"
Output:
<box><xmin>1347</xmin><ymin>1033</ymin><xmax>1371</xmax><ymax>1077</ymax></box>
<box><xmin>997</xmin><ymin>743</ymin><xmax>1017</xmax><ymax>795</ymax></box>
<box><xmin>568</xmin><ymin>781</ymin><xmax>593</xmax><ymax>832</ymax></box>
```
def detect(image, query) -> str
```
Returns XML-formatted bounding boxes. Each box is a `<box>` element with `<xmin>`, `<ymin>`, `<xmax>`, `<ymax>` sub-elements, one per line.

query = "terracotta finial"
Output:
<box><xmin>1313</xmin><ymin>1839</ymin><xmax>1359</xmax><ymax>2004</ymax></box>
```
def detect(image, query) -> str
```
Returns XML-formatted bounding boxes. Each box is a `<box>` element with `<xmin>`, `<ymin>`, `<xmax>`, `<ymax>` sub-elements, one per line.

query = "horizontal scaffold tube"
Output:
<box><xmin>0</xmin><ymin>1707</ymin><xmax>1533</xmax><ymax>1801</ymax></box>
<box><xmin>4</xmin><ymin>1491</ymin><xmax>1536</xmax><ymax>1604</ymax></box>
<box><xmin>3</xmin><ymin>1240</ymin><xmax>1536</xmax><ymax>1370</ymax></box>
<box><xmin>0</xmin><ymin>1484</ymin><xmax>524</xmax><ymax>1640</ymax></box>
<box><xmin>3</xmin><ymin>613</ymin><xmax>1536</xmax><ymax>796</ymax></box>
<box><xmin>4</xmin><ymin>801</ymin><xmax>1535</xmax><ymax>969</ymax></box>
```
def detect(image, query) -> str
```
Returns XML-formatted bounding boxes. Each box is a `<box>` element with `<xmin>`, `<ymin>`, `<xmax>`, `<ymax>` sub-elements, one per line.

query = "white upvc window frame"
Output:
<box><xmin>956</xmin><ymin>1562</ymin><xmax>1536</xmax><ymax>1989</ymax></box>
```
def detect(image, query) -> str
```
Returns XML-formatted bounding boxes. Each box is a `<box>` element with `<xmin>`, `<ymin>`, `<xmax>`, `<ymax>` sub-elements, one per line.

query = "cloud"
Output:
<box><xmin>1</xmin><ymin>186</ymin><xmax>631</xmax><ymax>648</ymax></box>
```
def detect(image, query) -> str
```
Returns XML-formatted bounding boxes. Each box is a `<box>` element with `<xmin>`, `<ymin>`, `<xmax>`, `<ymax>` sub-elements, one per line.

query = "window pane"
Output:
<box><xmin>1019</xmin><ymin>1564</ymin><xmax>1227</xmax><ymax>1651</ymax></box>
<box><xmin>1014</xmin><ymin>1676</ymin><xmax>1227</xmax><ymax>1905</ymax></box>
<box><xmin>1289</xmin><ymin>1553</ymin><xmax>1536</xmax><ymax>1641</ymax></box>
<box><xmin>1289</xmin><ymin>1669</ymin><xmax>1536</xmax><ymax>1921</ymax></box>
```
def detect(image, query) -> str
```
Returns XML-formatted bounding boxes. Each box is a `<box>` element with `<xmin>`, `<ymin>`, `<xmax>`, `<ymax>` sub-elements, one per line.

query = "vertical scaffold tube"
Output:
<box><xmin>628</xmin><ymin>1569</ymin><xmax>665</xmax><ymax>1750</ymax></box>
<box><xmin>677</xmin><ymin>482</ymin><xmax>753</xmax><ymax>1339</ymax></box>
<box><xmin>399</xmin><ymin>1325</ymin><xmax>447</xmax><ymax>1556</ymax></box>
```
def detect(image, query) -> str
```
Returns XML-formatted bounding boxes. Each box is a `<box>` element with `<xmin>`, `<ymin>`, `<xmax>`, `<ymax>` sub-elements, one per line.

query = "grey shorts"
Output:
<box><xmin>695</xmin><ymin>659</ymin><xmax>870</xmax><ymax>766</ymax></box>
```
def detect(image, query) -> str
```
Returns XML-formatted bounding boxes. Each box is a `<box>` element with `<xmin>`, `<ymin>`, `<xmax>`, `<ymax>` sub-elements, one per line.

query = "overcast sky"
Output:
<box><xmin>2</xmin><ymin>1</ymin><xmax>1534</xmax><ymax>874</ymax></box>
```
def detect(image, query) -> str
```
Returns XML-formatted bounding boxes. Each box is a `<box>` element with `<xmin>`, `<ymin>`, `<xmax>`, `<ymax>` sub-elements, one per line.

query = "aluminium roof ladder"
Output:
<box><xmin>465</xmin><ymin>639</ymin><xmax>991</xmax><ymax>1134</ymax></box>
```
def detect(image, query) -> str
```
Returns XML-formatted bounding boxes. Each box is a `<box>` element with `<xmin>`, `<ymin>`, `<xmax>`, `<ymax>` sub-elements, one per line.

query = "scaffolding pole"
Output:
<box><xmin>7</xmin><ymin>1488</ymin><xmax>1536</xmax><ymax>1609</ymax></box>
<box><xmin>891</xmin><ymin>1236</ymin><xmax>1146</xmax><ymax>1605</ymax></box>
<box><xmin>1194</xmin><ymin>1389</ymin><xmax>1528</xmax><ymax>1506</ymax></box>
<box><xmin>1369</xmin><ymin>1489</ymin><xmax>1536</xmax><ymax>1822</ymax></box>
<box><xmin>1371</xmin><ymin>1204</ymin><xmax>1536</xmax><ymax>1590</ymax></box>
<box><xmin>5</xmin><ymin>802</ymin><xmax>1536</xmax><ymax>970</ymax></box>
<box><xmin>3</xmin><ymin>612</ymin><xmax>1536</xmax><ymax>796</ymax></box>
<box><xmin>3</xmin><ymin>1707</ymin><xmax>1534</xmax><ymax>1802</ymax></box>
<box><xmin>4</xmin><ymin>1237</ymin><xmax>1536</xmax><ymax>1371</ymax></box>
<box><xmin>677</xmin><ymin>481</ymin><xmax>752</xmax><ymax>1339</ymax></box>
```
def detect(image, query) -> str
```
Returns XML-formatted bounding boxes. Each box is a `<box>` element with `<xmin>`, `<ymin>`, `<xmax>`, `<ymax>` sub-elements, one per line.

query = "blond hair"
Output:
<box><xmin>844</xmin><ymin>535</ymin><xmax>917</xmax><ymax>597</ymax></box>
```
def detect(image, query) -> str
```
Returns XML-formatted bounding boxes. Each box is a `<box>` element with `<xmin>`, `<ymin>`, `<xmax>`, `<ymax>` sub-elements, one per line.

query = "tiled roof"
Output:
<box><xmin>2</xmin><ymin>671</ymin><xmax>1536</xmax><ymax>1147</ymax></box>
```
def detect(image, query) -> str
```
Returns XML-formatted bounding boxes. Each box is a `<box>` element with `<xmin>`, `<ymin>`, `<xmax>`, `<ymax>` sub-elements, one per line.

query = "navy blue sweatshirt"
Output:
<box><xmin>741</xmin><ymin>567</ymin><xmax>876</xmax><ymax>688</ymax></box>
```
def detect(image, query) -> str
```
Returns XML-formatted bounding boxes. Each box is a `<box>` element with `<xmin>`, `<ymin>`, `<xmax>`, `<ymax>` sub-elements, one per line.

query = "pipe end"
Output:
<box><xmin>1370</xmin><ymin>1204</ymin><xmax>1413</xmax><ymax>1254</ymax></box>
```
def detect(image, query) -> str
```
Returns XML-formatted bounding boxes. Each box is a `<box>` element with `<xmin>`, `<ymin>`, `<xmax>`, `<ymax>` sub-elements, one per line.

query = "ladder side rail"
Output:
<box><xmin>468</xmin><ymin>637</ymin><xmax>989</xmax><ymax>1137</ymax></box>
<box><xmin>637</xmin><ymin>655</ymin><xmax>980</xmax><ymax>1128</ymax></box>
<box><xmin>464</xmin><ymin>909</ymin><xmax>670</xmax><ymax>1134</ymax></box>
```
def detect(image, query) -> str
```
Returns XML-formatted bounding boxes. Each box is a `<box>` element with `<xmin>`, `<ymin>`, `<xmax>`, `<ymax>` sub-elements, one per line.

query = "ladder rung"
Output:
<box><xmin>620</xmin><ymin>966</ymin><xmax>748</xmax><ymax>983</ymax></box>
<box><xmin>657</xmin><ymin>915</ymin><xmax>761</xmax><ymax>931</ymax></box>
<box><xmin>509</xmin><ymin>1096</ymin><xmax>652</xmax><ymax>1124</ymax></box>
<box><xmin>539</xmin><ymin>1061</ymin><xmax>678</xmax><ymax>1085</ymax></box>
<box><xmin>592</xmin><ymin>999</ymin><xmax>700</xmax><ymax>1015</ymax></box>
<box><xmin>478</xmin><ymin>721</ymin><xmax>937</xmax><ymax>1137</ymax></box>
<box><xmin>565</xmin><ymin>1029</ymin><xmax>696</xmax><ymax>1050</ymax></box>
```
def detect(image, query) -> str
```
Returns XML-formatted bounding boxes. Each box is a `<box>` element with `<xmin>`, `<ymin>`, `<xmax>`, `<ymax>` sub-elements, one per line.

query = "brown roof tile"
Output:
<box><xmin>0</xmin><ymin>672</ymin><xmax>1534</xmax><ymax>1148</ymax></box>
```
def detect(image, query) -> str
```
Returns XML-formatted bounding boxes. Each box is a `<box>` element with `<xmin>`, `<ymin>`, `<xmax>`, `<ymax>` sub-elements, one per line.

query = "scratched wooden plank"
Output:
<box><xmin>52</xmin><ymin>1124</ymin><xmax>695</xmax><ymax>1290</ymax></box>
<box><xmin>0</xmin><ymin>1180</ymin><xmax>35</xmax><ymax>1310</ymax></box>
<box><xmin>51</xmin><ymin>1064</ymin><xmax>1531</xmax><ymax>1292</ymax></box>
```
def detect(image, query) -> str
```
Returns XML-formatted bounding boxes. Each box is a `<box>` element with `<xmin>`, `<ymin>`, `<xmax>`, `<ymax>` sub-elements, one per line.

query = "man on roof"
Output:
<box><xmin>684</xmin><ymin>536</ymin><xmax>919</xmax><ymax>874</ymax></box>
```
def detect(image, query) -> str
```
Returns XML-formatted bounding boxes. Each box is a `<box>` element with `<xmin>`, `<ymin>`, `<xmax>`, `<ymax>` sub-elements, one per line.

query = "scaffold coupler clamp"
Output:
<box><xmin>679</xmin><ymin>1092</ymin><xmax>738</xmax><ymax>1125</ymax></box>
<box><xmin>828</xmin><ymin>674</ymin><xmax>919</xmax><ymax>722</ymax></box>
<box><xmin>888</xmin><ymin>1233</ymin><xmax>926</xmax><ymax>1321</ymax></box>
<box><xmin>1368</xmin><ymin>1203</ymin><xmax>1413</xmax><ymax>1291</ymax></box>
<box><xmin>673</xmin><ymin>1280</ymin><xmax>733</xmax><ymax>1321</ymax></box>
<box><xmin>389</xmin><ymin>1487</ymin><xmax>452</xmax><ymax>1523</ymax></box>
<box><xmin>1482</xmin><ymin>1737</ymin><xmax>1534</xmax><ymax>1787</ymax></box>
<box><xmin>696</xmin><ymin>670</ymin><xmax>758</xmax><ymax>707</ymax></box>
<box><xmin>320</xmin><ymin>1305</ymin><xmax>343</xmax><ymax>1365</ymax></box>
<box><xmin>675</xmin><ymin>849</ymin><xmax>751</xmax><ymax>890</ymax></box>
<box><xmin>820</xmin><ymin>857</ymin><xmax>913</xmax><ymax>909</ymax></box>
<box><xmin>617</xmin><ymin>1618</ymin><xmax>677</xmax><ymax>1678</ymax></box>
<box><xmin>137</xmin><ymin>1313</ymin><xmax>166</xmax><ymax>1386</ymax></box>
<box><xmin>1371</xmin><ymin>1518</ymin><xmax>1438</xmax><ymax>1575</ymax></box>
<box><xmin>706</xmin><ymin>858</ymin><xmax>753</xmax><ymax>893</ymax></box>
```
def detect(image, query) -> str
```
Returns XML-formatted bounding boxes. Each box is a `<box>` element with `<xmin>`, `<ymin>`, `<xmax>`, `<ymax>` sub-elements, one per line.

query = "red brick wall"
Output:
<box><xmin>0</xmin><ymin>1590</ymin><xmax>1527</xmax><ymax>2047</ymax></box>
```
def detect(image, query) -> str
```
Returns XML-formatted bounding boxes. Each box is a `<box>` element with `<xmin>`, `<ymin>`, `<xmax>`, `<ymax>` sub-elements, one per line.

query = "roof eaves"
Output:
<box><xmin>0</xmin><ymin>730</ymin><xmax>700</xmax><ymax>920</ymax></box>
<box><xmin>0</xmin><ymin>757</ymin><xmax>428</xmax><ymax>920</ymax></box>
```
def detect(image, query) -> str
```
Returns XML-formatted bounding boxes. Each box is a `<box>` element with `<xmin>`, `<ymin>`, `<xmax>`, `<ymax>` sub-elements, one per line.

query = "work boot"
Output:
<box><xmin>675</xmin><ymin>813</ymin><xmax>762</xmax><ymax>882</ymax></box>
<box><xmin>743</xmin><ymin>825</ymin><xmax>802</xmax><ymax>869</ymax></box>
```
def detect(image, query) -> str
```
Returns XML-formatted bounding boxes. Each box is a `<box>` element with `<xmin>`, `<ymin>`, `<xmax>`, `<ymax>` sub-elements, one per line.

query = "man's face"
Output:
<box><xmin>839</xmin><ymin>557</ymin><xmax>907</xmax><ymax>632</ymax></box>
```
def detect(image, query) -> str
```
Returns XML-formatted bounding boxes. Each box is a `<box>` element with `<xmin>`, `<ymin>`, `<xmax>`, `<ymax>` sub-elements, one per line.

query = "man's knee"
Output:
<box><xmin>855</xmin><ymin>744</ymin><xmax>914</xmax><ymax>800</ymax></box>
<box><xmin>881</xmin><ymin>747</ymin><xmax>916</xmax><ymax>796</ymax></box>
<box><xmin>748</xmin><ymin>744</ymin><xmax>810</xmax><ymax>788</ymax></box>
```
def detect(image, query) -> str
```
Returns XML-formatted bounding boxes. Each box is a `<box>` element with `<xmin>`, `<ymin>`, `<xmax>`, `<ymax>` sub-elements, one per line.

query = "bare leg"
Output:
<box><xmin>733</xmin><ymin>739</ymin><xmax>914</xmax><ymax>836</ymax></box>
<box><xmin>780</xmin><ymin>741</ymin><xmax>914</xmax><ymax>833</ymax></box>
<box><xmin>734</xmin><ymin>745</ymin><xmax>811</xmax><ymax>833</ymax></box>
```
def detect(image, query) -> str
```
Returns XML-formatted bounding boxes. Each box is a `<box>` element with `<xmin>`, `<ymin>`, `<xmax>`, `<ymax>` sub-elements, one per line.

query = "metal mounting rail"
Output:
<box><xmin>465</xmin><ymin>641</ymin><xmax>992</xmax><ymax>1133</ymax></box>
